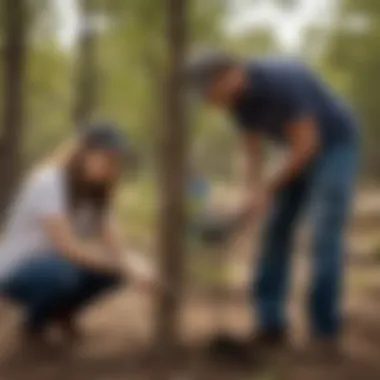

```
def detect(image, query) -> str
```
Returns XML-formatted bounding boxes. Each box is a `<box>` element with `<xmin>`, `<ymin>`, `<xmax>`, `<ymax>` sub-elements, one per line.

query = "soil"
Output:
<box><xmin>1</xmin><ymin>189</ymin><xmax>380</xmax><ymax>380</ymax></box>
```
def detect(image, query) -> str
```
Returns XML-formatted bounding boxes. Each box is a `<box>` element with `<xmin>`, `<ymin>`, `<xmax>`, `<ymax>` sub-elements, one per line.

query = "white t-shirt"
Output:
<box><xmin>0</xmin><ymin>165</ymin><xmax>98</xmax><ymax>280</ymax></box>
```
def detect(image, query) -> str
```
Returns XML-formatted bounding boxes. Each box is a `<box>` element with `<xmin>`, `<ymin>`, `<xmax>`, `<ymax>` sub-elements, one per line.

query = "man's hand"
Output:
<box><xmin>240</xmin><ymin>186</ymin><xmax>273</xmax><ymax>222</ymax></box>
<box><xmin>198</xmin><ymin>188</ymin><xmax>272</xmax><ymax>244</ymax></box>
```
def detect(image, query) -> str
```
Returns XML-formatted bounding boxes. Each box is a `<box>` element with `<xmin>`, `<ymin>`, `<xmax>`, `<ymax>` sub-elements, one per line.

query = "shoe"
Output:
<box><xmin>21</xmin><ymin>327</ymin><xmax>54</xmax><ymax>353</ymax></box>
<box><xmin>54</xmin><ymin>314</ymin><xmax>82</xmax><ymax>343</ymax></box>
<box><xmin>52</xmin><ymin>307</ymin><xmax>82</xmax><ymax>343</ymax></box>
<box><xmin>207</xmin><ymin>333</ymin><xmax>254</xmax><ymax>367</ymax></box>
<box><xmin>248</xmin><ymin>328</ymin><xmax>288</xmax><ymax>351</ymax></box>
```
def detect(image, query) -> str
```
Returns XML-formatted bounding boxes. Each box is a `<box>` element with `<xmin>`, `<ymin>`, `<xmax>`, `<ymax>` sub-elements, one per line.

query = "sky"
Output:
<box><xmin>226</xmin><ymin>0</ymin><xmax>333</xmax><ymax>51</ymax></box>
<box><xmin>55</xmin><ymin>0</ymin><xmax>78</xmax><ymax>48</ymax></box>
<box><xmin>54</xmin><ymin>0</ymin><xmax>334</xmax><ymax>52</ymax></box>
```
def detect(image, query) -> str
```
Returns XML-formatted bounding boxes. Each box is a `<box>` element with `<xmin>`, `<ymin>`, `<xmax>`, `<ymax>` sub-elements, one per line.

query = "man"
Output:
<box><xmin>187</xmin><ymin>53</ymin><xmax>359</xmax><ymax>356</ymax></box>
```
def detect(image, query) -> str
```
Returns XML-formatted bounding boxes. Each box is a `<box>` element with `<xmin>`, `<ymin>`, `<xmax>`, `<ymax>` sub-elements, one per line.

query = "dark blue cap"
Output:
<box><xmin>185</xmin><ymin>51</ymin><xmax>238</xmax><ymax>94</ymax></box>
<box><xmin>79</xmin><ymin>122</ymin><xmax>129</xmax><ymax>156</ymax></box>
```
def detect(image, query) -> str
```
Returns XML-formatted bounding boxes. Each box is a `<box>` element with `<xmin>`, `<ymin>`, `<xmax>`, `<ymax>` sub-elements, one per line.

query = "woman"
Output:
<box><xmin>0</xmin><ymin>122</ymin><xmax>143</xmax><ymax>346</ymax></box>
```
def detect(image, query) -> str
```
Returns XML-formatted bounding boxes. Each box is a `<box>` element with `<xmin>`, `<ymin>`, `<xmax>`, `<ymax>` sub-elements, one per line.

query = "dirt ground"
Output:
<box><xmin>1</xmin><ymin>189</ymin><xmax>380</xmax><ymax>380</ymax></box>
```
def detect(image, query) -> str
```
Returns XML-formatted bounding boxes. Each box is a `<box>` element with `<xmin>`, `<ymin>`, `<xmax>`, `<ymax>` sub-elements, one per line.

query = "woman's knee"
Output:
<box><xmin>30</xmin><ymin>259</ymin><xmax>82</xmax><ymax>302</ymax></box>
<box><xmin>94</xmin><ymin>272</ymin><xmax>123</xmax><ymax>289</ymax></box>
<box><xmin>0</xmin><ymin>257</ymin><xmax>73</xmax><ymax>304</ymax></box>
<box><xmin>80</xmin><ymin>270</ymin><xmax>123</xmax><ymax>291</ymax></box>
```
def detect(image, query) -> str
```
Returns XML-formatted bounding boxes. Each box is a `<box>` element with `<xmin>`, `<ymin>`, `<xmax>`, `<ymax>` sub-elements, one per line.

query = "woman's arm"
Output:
<box><xmin>43</xmin><ymin>215</ymin><xmax>120</xmax><ymax>274</ymax></box>
<box><xmin>100</xmin><ymin>217</ymin><xmax>159</xmax><ymax>290</ymax></box>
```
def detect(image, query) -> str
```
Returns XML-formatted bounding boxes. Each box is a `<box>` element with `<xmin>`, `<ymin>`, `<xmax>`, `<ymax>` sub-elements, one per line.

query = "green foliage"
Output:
<box><xmin>322</xmin><ymin>0</ymin><xmax>380</xmax><ymax>177</ymax></box>
<box><xmin>0</xmin><ymin>0</ymin><xmax>282</xmax><ymax>235</ymax></box>
<box><xmin>225</xmin><ymin>28</ymin><xmax>279</xmax><ymax>57</ymax></box>
<box><xmin>93</xmin><ymin>0</ymin><xmax>227</xmax><ymax>171</ymax></box>
<box><xmin>115</xmin><ymin>178</ymin><xmax>157</xmax><ymax>248</ymax></box>
<box><xmin>25</xmin><ymin>43</ymin><xmax>72</xmax><ymax>164</ymax></box>
<box><xmin>3</xmin><ymin>0</ymin><xmax>281</xmax><ymax>176</ymax></box>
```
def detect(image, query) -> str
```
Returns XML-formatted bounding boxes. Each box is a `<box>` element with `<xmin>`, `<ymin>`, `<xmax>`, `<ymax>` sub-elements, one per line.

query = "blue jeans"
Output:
<box><xmin>252</xmin><ymin>139</ymin><xmax>358</xmax><ymax>338</ymax></box>
<box><xmin>1</xmin><ymin>255</ymin><xmax>121</xmax><ymax>332</ymax></box>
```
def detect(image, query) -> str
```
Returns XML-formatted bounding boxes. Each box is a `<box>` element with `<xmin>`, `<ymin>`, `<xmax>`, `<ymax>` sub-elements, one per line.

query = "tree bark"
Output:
<box><xmin>72</xmin><ymin>0</ymin><xmax>98</xmax><ymax>128</ymax></box>
<box><xmin>0</xmin><ymin>0</ymin><xmax>27</xmax><ymax>226</ymax></box>
<box><xmin>155</xmin><ymin>0</ymin><xmax>188</xmax><ymax>367</ymax></box>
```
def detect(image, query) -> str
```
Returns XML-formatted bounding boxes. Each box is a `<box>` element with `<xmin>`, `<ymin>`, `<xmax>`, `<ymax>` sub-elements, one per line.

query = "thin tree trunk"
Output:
<box><xmin>155</xmin><ymin>0</ymin><xmax>188</xmax><ymax>368</ymax></box>
<box><xmin>72</xmin><ymin>0</ymin><xmax>98</xmax><ymax>128</ymax></box>
<box><xmin>144</xmin><ymin>53</ymin><xmax>163</xmax><ymax>169</ymax></box>
<box><xmin>0</xmin><ymin>0</ymin><xmax>27</xmax><ymax>226</ymax></box>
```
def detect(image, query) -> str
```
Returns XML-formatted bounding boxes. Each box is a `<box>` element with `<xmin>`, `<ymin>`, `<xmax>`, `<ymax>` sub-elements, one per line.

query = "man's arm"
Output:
<box><xmin>267</xmin><ymin>116</ymin><xmax>320</xmax><ymax>193</ymax></box>
<box><xmin>239</xmin><ymin>130</ymin><xmax>264</xmax><ymax>195</ymax></box>
<box><xmin>234</xmin><ymin>130</ymin><xmax>266</xmax><ymax>224</ymax></box>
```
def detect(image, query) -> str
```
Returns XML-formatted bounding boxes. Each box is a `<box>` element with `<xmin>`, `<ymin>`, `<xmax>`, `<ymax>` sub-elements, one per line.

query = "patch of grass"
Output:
<box><xmin>349</xmin><ymin>266</ymin><xmax>380</xmax><ymax>292</ymax></box>
<box><xmin>114</xmin><ymin>178</ymin><xmax>157</xmax><ymax>248</ymax></box>
<box><xmin>188</xmin><ymin>252</ymin><xmax>230</xmax><ymax>286</ymax></box>
<box><xmin>372</xmin><ymin>243</ymin><xmax>380</xmax><ymax>263</ymax></box>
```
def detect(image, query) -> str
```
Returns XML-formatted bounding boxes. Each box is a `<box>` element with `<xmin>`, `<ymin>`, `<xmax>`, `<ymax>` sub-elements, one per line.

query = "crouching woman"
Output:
<box><xmin>0</xmin><ymin>123</ymin><xmax>138</xmax><ymax>346</ymax></box>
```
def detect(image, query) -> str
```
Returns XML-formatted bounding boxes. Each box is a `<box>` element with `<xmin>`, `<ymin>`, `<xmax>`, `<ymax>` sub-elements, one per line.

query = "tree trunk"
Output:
<box><xmin>155</xmin><ymin>0</ymin><xmax>188</xmax><ymax>367</ymax></box>
<box><xmin>0</xmin><ymin>0</ymin><xmax>27</xmax><ymax>226</ymax></box>
<box><xmin>72</xmin><ymin>0</ymin><xmax>98</xmax><ymax>128</ymax></box>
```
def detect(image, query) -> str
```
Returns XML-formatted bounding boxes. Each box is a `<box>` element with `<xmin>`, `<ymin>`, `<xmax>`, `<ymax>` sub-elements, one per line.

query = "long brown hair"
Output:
<box><xmin>34</xmin><ymin>124</ymin><xmax>126</xmax><ymax>231</ymax></box>
<box><xmin>63</xmin><ymin>146</ymin><xmax>118</xmax><ymax>235</ymax></box>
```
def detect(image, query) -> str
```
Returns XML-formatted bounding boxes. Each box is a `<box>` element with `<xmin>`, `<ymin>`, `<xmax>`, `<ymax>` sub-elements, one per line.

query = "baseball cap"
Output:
<box><xmin>79</xmin><ymin>122</ymin><xmax>130</xmax><ymax>157</ymax></box>
<box><xmin>185</xmin><ymin>51</ymin><xmax>238</xmax><ymax>95</ymax></box>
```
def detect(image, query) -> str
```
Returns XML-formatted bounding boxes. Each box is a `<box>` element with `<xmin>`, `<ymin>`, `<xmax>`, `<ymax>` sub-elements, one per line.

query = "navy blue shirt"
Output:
<box><xmin>232</xmin><ymin>59</ymin><xmax>357</xmax><ymax>148</ymax></box>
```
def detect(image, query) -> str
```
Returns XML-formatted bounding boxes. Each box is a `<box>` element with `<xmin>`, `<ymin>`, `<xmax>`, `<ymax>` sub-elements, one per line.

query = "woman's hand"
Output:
<box><xmin>122</xmin><ymin>252</ymin><xmax>164</xmax><ymax>294</ymax></box>
<box><xmin>92</xmin><ymin>251</ymin><xmax>124</xmax><ymax>276</ymax></box>
<box><xmin>44</xmin><ymin>215</ymin><xmax>127</xmax><ymax>275</ymax></box>
<box><xmin>135</xmin><ymin>275</ymin><xmax>162</xmax><ymax>294</ymax></box>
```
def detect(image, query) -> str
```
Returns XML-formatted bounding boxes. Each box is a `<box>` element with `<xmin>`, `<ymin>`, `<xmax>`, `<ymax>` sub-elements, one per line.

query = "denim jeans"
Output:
<box><xmin>1</xmin><ymin>255</ymin><xmax>121</xmax><ymax>332</ymax></box>
<box><xmin>252</xmin><ymin>139</ymin><xmax>358</xmax><ymax>338</ymax></box>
